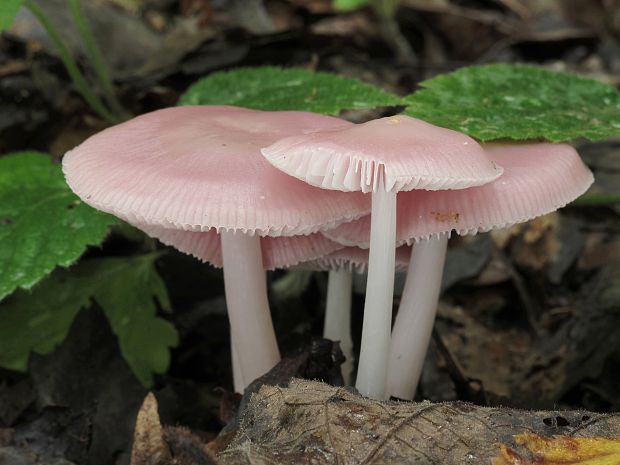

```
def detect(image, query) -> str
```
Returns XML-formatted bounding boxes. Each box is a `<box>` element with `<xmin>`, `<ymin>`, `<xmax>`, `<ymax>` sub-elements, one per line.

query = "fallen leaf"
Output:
<box><xmin>493</xmin><ymin>432</ymin><xmax>620</xmax><ymax>465</ymax></box>
<box><xmin>131</xmin><ymin>393</ymin><xmax>171</xmax><ymax>465</ymax></box>
<box><xmin>216</xmin><ymin>379</ymin><xmax>620</xmax><ymax>465</ymax></box>
<box><xmin>131</xmin><ymin>393</ymin><xmax>220</xmax><ymax>465</ymax></box>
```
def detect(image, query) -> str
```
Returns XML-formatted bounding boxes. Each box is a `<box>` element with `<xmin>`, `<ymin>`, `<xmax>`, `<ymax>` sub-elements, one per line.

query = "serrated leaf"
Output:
<box><xmin>0</xmin><ymin>254</ymin><xmax>178</xmax><ymax>387</ymax></box>
<box><xmin>0</xmin><ymin>152</ymin><xmax>117</xmax><ymax>301</ymax></box>
<box><xmin>0</xmin><ymin>0</ymin><xmax>22</xmax><ymax>31</ymax></box>
<box><xmin>404</xmin><ymin>64</ymin><xmax>620</xmax><ymax>142</ymax></box>
<box><xmin>179</xmin><ymin>66</ymin><xmax>400</xmax><ymax>114</ymax></box>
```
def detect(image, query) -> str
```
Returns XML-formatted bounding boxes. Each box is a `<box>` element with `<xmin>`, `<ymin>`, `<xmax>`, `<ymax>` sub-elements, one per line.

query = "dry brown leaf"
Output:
<box><xmin>216</xmin><ymin>379</ymin><xmax>620</xmax><ymax>465</ymax></box>
<box><xmin>131</xmin><ymin>393</ymin><xmax>221</xmax><ymax>465</ymax></box>
<box><xmin>131</xmin><ymin>393</ymin><xmax>171</xmax><ymax>465</ymax></box>
<box><xmin>493</xmin><ymin>432</ymin><xmax>620</xmax><ymax>465</ymax></box>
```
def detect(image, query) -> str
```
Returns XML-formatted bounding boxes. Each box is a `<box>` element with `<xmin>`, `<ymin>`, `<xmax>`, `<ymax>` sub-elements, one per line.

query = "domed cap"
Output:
<box><xmin>63</xmin><ymin>106</ymin><xmax>370</xmax><ymax>236</ymax></box>
<box><xmin>307</xmin><ymin>245</ymin><xmax>411</xmax><ymax>273</ymax></box>
<box><xmin>261</xmin><ymin>115</ymin><xmax>503</xmax><ymax>193</ymax></box>
<box><xmin>140</xmin><ymin>225</ymin><xmax>343</xmax><ymax>270</ymax></box>
<box><xmin>324</xmin><ymin>143</ymin><xmax>594</xmax><ymax>247</ymax></box>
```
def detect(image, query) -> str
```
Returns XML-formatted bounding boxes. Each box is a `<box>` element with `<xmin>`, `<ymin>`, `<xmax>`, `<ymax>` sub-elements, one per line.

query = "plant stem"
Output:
<box><xmin>572</xmin><ymin>193</ymin><xmax>620</xmax><ymax>206</ymax></box>
<box><xmin>387</xmin><ymin>235</ymin><xmax>448</xmax><ymax>400</ymax></box>
<box><xmin>370</xmin><ymin>0</ymin><xmax>416</xmax><ymax>65</ymax></box>
<box><xmin>67</xmin><ymin>0</ymin><xmax>128</xmax><ymax>120</ymax></box>
<box><xmin>324</xmin><ymin>269</ymin><xmax>354</xmax><ymax>384</ymax></box>
<box><xmin>220</xmin><ymin>231</ymin><xmax>280</xmax><ymax>385</ymax></box>
<box><xmin>23</xmin><ymin>0</ymin><xmax>118</xmax><ymax>123</ymax></box>
<box><xmin>355</xmin><ymin>174</ymin><xmax>397</xmax><ymax>400</ymax></box>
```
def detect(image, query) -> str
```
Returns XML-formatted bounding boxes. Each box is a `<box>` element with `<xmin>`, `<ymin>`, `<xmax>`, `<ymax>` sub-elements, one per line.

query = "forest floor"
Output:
<box><xmin>1</xmin><ymin>1</ymin><xmax>619</xmax><ymax>464</ymax></box>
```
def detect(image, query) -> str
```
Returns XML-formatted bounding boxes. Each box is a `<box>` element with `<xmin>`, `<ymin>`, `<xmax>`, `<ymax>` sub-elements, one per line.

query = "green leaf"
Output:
<box><xmin>333</xmin><ymin>0</ymin><xmax>369</xmax><ymax>11</ymax></box>
<box><xmin>404</xmin><ymin>64</ymin><xmax>620</xmax><ymax>142</ymax></box>
<box><xmin>0</xmin><ymin>254</ymin><xmax>178</xmax><ymax>387</ymax></box>
<box><xmin>179</xmin><ymin>66</ymin><xmax>400</xmax><ymax>114</ymax></box>
<box><xmin>0</xmin><ymin>152</ymin><xmax>117</xmax><ymax>301</ymax></box>
<box><xmin>0</xmin><ymin>0</ymin><xmax>22</xmax><ymax>31</ymax></box>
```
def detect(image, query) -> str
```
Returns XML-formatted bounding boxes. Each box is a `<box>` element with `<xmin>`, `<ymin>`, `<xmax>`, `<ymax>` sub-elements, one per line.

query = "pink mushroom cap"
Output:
<box><xmin>323</xmin><ymin>143</ymin><xmax>594</xmax><ymax>247</ymax></box>
<box><xmin>63</xmin><ymin>106</ymin><xmax>371</xmax><ymax>236</ymax></box>
<box><xmin>261</xmin><ymin>115</ymin><xmax>503</xmax><ymax>193</ymax></box>
<box><xmin>307</xmin><ymin>245</ymin><xmax>412</xmax><ymax>273</ymax></box>
<box><xmin>140</xmin><ymin>225</ymin><xmax>344</xmax><ymax>270</ymax></box>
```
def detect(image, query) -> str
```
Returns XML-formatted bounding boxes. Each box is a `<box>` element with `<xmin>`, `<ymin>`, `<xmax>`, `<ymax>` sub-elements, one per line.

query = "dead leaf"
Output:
<box><xmin>216</xmin><ymin>379</ymin><xmax>620</xmax><ymax>465</ymax></box>
<box><xmin>493</xmin><ymin>432</ymin><xmax>620</xmax><ymax>465</ymax></box>
<box><xmin>131</xmin><ymin>393</ymin><xmax>220</xmax><ymax>465</ymax></box>
<box><xmin>131</xmin><ymin>393</ymin><xmax>171</xmax><ymax>465</ymax></box>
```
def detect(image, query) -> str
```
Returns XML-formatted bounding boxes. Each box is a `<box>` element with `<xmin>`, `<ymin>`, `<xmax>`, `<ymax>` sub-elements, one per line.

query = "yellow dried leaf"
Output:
<box><xmin>493</xmin><ymin>432</ymin><xmax>620</xmax><ymax>465</ymax></box>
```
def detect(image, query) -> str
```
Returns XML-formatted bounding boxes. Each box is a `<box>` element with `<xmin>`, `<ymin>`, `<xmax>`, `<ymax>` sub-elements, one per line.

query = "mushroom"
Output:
<box><xmin>140</xmin><ymin>226</ymin><xmax>342</xmax><ymax>271</ymax></box>
<box><xmin>62</xmin><ymin>105</ymin><xmax>371</xmax><ymax>387</ymax></box>
<box><xmin>324</xmin><ymin>143</ymin><xmax>594</xmax><ymax>399</ymax></box>
<box><xmin>307</xmin><ymin>246</ymin><xmax>412</xmax><ymax>384</ymax></box>
<box><xmin>262</xmin><ymin>115</ymin><xmax>502</xmax><ymax>399</ymax></box>
<box><xmin>139</xmin><ymin>225</ymin><xmax>344</xmax><ymax>391</ymax></box>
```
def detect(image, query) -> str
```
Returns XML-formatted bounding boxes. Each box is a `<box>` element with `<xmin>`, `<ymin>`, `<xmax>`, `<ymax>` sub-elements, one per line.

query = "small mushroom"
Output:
<box><xmin>262</xmin><ymin>115</ymin><xmax>502</xmax><ymax>399</ymax></box>
<box><xmin>63</xmin><ymin>105</ymin><xmax>370</xmax><ymax>387</ymax></box>
<box><xmin>324</xmin><ymin>143</ymin><xmax>594</xmax><ymax>400</ymax></box>
<box><xmin>306</xmin><ymin>246</ymin><xmax>411</xmax><ymax>384</ymax></box>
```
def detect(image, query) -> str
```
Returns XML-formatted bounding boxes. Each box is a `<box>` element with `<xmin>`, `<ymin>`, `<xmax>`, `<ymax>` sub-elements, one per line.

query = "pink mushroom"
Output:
<box><xmin>140</xmin><ymin>226</ymin><xmax>342</xmax><ymax>271</ymax></box>
<box><xmin>62</xmin><ymin>105</ymin><xmax>371</xmax><ymax>388</ymax></box>
<box><xmin>305</xmin><ymin>246</ymin><xmax>411</xmax><ymax>383</ymax></box>
<box><xmin>325</xmin><ymin>143</ymin><xmax>594</xmax><ymax>400</ymax></box>
<box><xmin>137</xmin><ymin>226</ymin><xmax>343</xmax><ymax>391</ymax></box>
<box><xmin>262</xmin><ymin>115</ymin><xmax>502</xmax><ymax>399</ymax></box>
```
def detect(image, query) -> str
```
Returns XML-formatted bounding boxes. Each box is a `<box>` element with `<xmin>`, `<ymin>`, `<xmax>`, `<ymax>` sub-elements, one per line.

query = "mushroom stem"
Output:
<box><xmin>387</xmin><ymin>234</ymin><xmax>448</xmax><ymax>400</ymax></box>
<box><xmin>231</xmin><ymin>335</ymin><xmax>245</xmax><ymax>393</ymax></box>
<box><xmin>355</xmin><ymin>176</ymin><xmax>397</xmax><ymax>400</ymax></box>
<box><xmin>220</xmin><ymin>231</ymin><xmax>281</xmax><ymax>385</ymax></box>
<box><xmin>323</xmin><ymin>269</ymin><xmax>354</xmax><ymax>384</ymax></box>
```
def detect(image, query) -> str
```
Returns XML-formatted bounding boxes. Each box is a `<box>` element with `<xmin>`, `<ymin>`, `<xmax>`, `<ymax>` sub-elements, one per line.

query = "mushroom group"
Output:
<box><xmin>62</xmin><ymin>106</ymin><xmax>370</xmax><ymax>391</ymax></box>
<box><xmin>63</xmin><ymin>104</ymin><xmax>593</xmax><ymax>400</ymax></box>
<box><xmin>321</xmin><ymin>142</ymin><xmax>593</xmax><ymax>399</ymax></box>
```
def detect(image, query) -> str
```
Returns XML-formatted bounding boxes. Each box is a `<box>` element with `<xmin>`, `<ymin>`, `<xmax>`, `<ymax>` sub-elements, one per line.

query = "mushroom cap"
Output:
<box><xmin>140</xmin><ymin>224</ymin><xmax>343</xmax><ymax>270</ymax></box>
<box><xmin>323</xmin><ymin>143</ymin><xmax>594</xmax><ymax>247</ymax></box>
<box><xmin>305</xmin><ymin>245</ymin><xmax>412</xmax><ymax>273</ymax></box>
<box><xmin>63</xmin><ymin>106</ymin><xmax>370</xmax><ymax>236</ymax></box>
<box><xmin>261</xmin><ymin>115</ymin><xmax>503</xmax><ymax>193</ymax></box>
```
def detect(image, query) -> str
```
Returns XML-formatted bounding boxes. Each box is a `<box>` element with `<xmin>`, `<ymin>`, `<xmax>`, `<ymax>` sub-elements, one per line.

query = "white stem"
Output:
<box><xmin>387</xmin><ymin>234</ymin><xmax>448</xmax><ymax>400</ymax></box>
<box><xmin>355</xmin><ymin>177</ymin><xmax>397</xmax><ymax>400</ymax></box>
<box><xmin>323</xmin><ymin>269</ymin><xmax>354</xmax><ymax>384</ymax></box>
<box><xmin>231</xmin><ymin>334</ymin><xmax>245</xmax><ymax>393</ymax></box>
<box><xmin>221</xmin><ymin>231</ymin><xmax>280</xmax><ymax>386</ymax></box>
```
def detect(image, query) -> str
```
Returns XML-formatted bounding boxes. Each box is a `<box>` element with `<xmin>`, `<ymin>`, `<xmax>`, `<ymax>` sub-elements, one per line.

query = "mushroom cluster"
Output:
<box><xmin>62</xmin><ymin>106</ymin><xmax>370</xmax><ymax>391</ymax></box>
<box><xmin>63</xmin><ymin>105</ymin><xmax>593</xmax><ymax>400</ymax></box>
<box><xmin>317</xmin><ymin>142</ymin><xmax>593</xmax><ymax>400</ymax></box>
